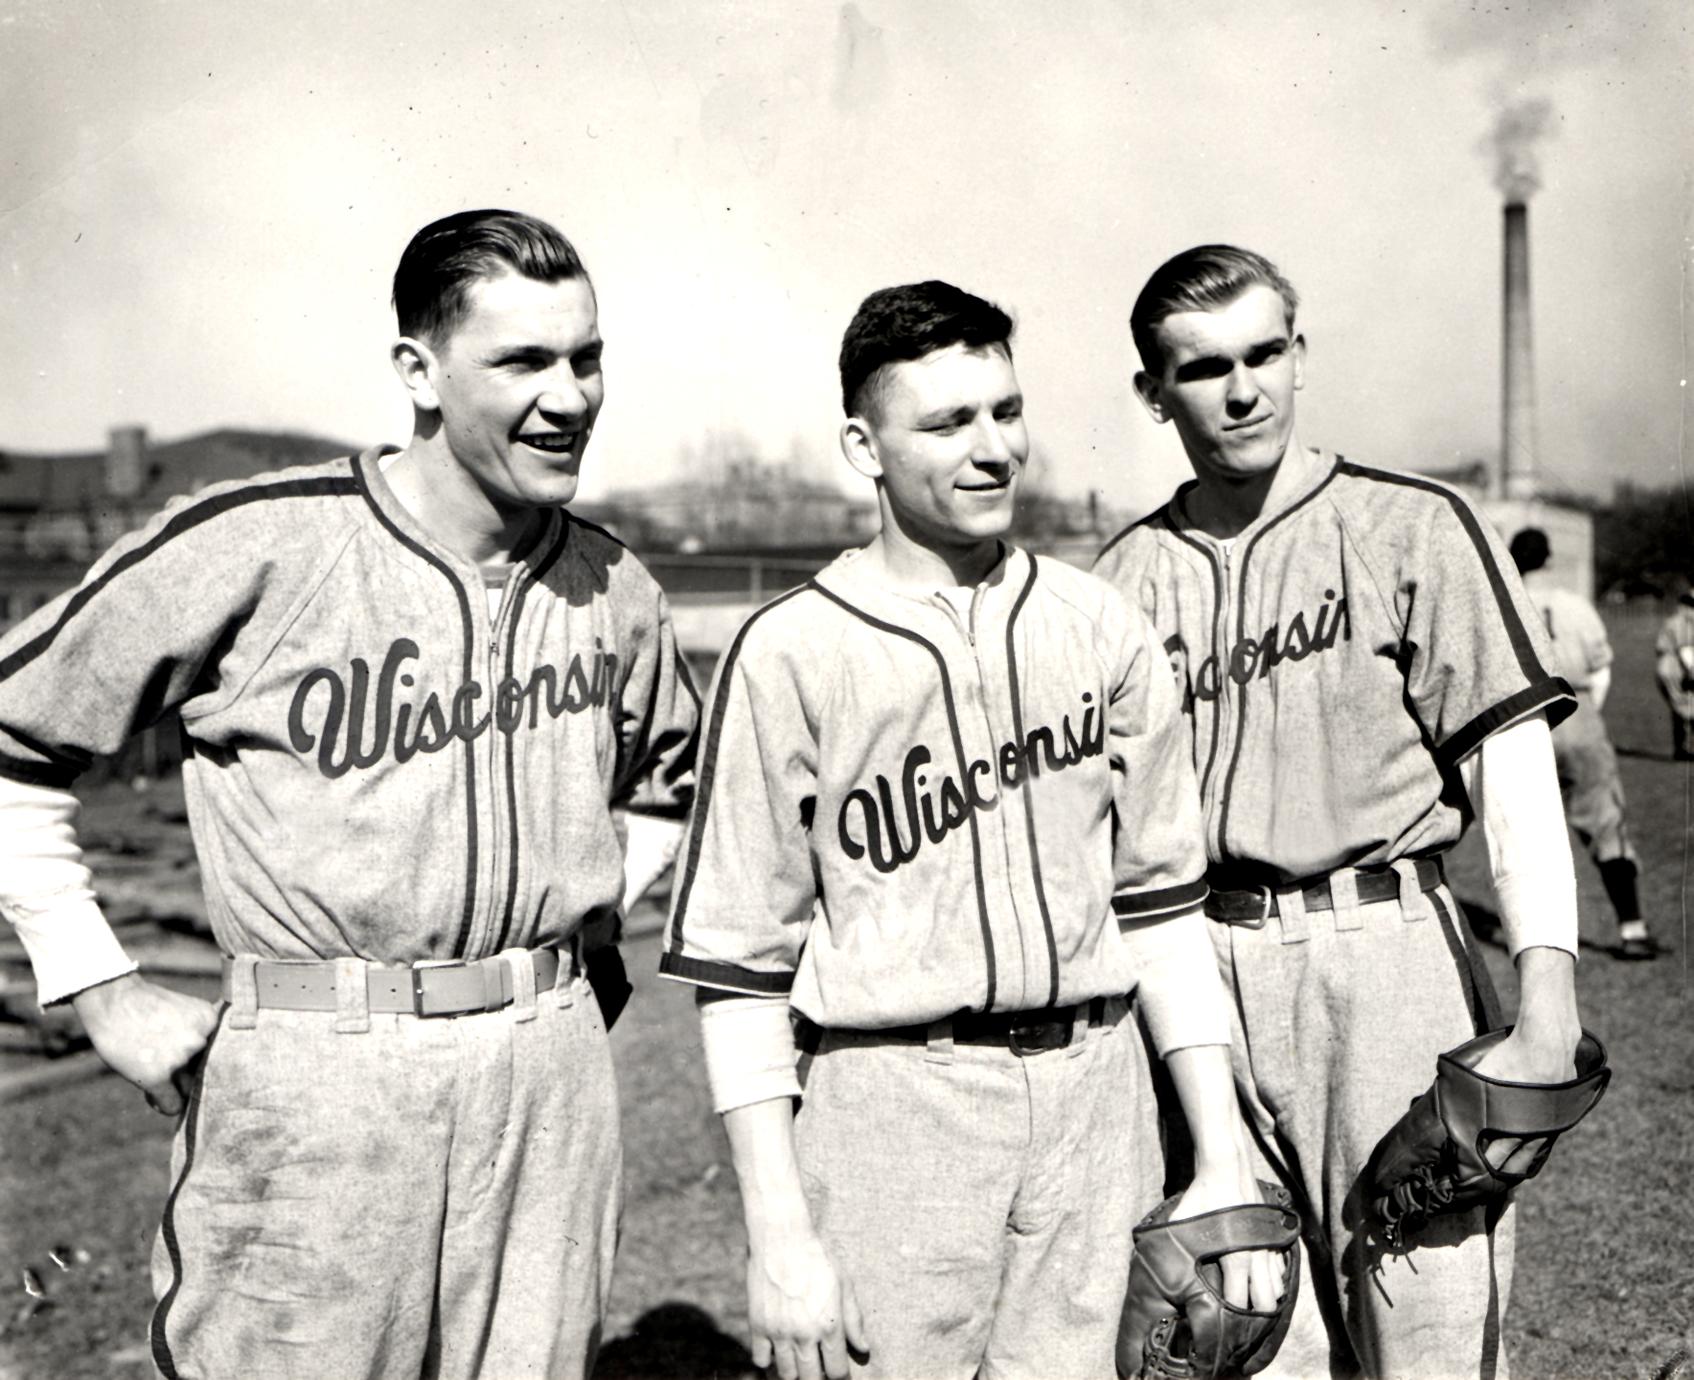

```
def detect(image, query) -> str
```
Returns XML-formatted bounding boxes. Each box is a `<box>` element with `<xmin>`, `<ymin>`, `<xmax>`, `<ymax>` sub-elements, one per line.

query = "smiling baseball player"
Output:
<box><xmin>0</xmin><ymin>209</ymin><xmax>697</xmax><ymax>1378</ymax></box>
<box><xmin>1096</xmin><ymin>245</ymin><xmax>1593</xmax><ymax>1379</ymax></box>
<box><xmin>662</xmin><ymin>280</ymin><xmax>1283</xmax><ymax>1380</ymax></box>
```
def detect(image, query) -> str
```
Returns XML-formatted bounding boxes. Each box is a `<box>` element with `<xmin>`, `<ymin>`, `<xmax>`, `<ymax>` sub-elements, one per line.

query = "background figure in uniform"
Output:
<box><xmin>0</xmin><ymin>209</ymin><xmax>698</xmax><ymax>1379</ymax></box>
<box><xmin>1509</xmin><ymin>527</ymin><xmax>1662</xmax><ymax>960</ymax></box>
<box><xmin>662</xmin><ymin>280</ymin><xmax>1281</xmax><ymax>1380</ymax></box>
<box><xmin>1096</xmin><ymin>245</ymin><xmax>1589</xmax><ymax>1379</ymax></box>
<box><xmin>1654</xmin><ymin>587</ymin><xmax>1694</xmax><ymax>760</ymax></box>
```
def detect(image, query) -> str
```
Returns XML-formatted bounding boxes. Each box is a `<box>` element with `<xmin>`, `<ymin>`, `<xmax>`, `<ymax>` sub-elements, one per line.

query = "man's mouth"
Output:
<box><xmin>517</xmin><ymin>432</ymin><xmax>580</xmax><ymax>454</ymax></box>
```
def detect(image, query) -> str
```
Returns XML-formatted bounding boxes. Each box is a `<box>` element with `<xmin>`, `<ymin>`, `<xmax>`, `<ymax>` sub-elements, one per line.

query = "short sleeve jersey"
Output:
<box><xmin>0</xmin><ymin>449</ymin><xmax>699</xmax><ymax>964</ymax></box>
<box><xmin>659</xmin><ymin>546</ymin><xmax>1208</xmax><ymax>1029</ymax></box>
<box><xmin>1094</xmin><ymin>454</ymin><xmax>1575</xmax><ymax>884</ymax></box>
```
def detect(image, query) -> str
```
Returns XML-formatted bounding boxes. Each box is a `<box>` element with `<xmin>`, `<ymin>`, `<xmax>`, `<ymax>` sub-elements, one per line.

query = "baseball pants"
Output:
<box><xmin>1209</xmin><ymin>865</ymin><xmax>1514</xmax><ymax>1380</ymax></box>
<box><xmin>792</xmin><ymin>996</ymin><xmax>1160</xmax><ymax>1380</ymax></box>
<box><xmin>149</xmin><ymin>955</ymin><xmax>621</xmax><ymax>1380</ymax></box>
<box><xmin>1552</xmin><ymin>696</ymin><xmax>1636</xmax><ymax>866</ymax></box>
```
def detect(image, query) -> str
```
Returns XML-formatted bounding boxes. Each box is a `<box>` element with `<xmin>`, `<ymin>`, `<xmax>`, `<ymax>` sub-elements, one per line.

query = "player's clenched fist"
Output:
<box><xmin>746</xmin><ymin>1228</ymin><xmax>867</xmax><ymax>1380</ymax></box>
<box><xmin>71</xmin><ymin>972</ymin><xmax>219</xmax><ymax>1116</ymax></box>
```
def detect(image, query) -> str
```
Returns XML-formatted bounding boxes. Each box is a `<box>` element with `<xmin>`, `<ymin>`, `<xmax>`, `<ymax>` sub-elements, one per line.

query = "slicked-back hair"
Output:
<box><xmin>393</xmin><ymin>209</ymin><xmax>589</xmax><ymax>346</ymax></box>
<box><xmin>839</xmin><ymin>280</ymin><xmax>1014</xmax><ymax>417</ymax></box>
<box><xmin>1130</xmin><ymin>244</ymin><xmax>1299</xmax><ymax>373</ymax></box>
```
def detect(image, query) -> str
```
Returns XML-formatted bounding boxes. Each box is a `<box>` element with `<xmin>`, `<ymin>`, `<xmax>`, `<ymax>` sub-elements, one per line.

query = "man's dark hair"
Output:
<box><xmin>1509</xmin><ymin>527</ymin><xmax>1551</xmax><ymax>574</ymax></box>
<box><xmin>1130</xmin><ymin>245</ymin><xmax>1299</xmax><ymax>374</ymax></box>
<box><xmin>838</xmin><ymin>280</ymin><xmax>1014</xmax><ymax>417</ymax></box>
<box><xmin>393</xmin><ymin>209</ymin><xmax>589</xmax><ymax>345</ymax></box>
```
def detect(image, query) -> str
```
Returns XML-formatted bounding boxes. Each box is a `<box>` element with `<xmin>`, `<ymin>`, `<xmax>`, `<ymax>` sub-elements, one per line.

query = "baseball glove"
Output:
<box><xmin>1363</xmin><ymin>1026</ymin><xmax>1610</xmax><ymax>1250</ymax></box>
<box><xmin>1116</xmin><ymin>1180</ymin><xmax>1302</xmax><ymax>1380</ymax></box>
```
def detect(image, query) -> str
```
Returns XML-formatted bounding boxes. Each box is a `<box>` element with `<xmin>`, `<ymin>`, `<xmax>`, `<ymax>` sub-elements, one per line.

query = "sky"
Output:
<box><xmin>1</xmin><ymin>0</ymin><xmax>1689</xmax><ymax>517</ymax></box>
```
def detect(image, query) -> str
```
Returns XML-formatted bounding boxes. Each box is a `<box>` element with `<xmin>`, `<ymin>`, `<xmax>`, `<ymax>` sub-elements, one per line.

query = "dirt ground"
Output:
<box><xmin>3</xmin><ymin>609</ymin><xmax>1691</xmax><ymax>1379</ymax></box>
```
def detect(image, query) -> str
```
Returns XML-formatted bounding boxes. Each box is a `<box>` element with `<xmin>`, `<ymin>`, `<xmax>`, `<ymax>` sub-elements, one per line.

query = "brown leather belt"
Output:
<box><xmin>1205</xmin><ymin>857</ymin><xmax>1446</xmax><ymax>928</ymax></box>
<box><xmin>878</xmin><ymin>997</ymin><xmax>1108</xmax><ymax>1056</ymax></box>
<box><xmin>229</xmin><ymin>947</ymin><xmax>567</xmax><ymax>1018</ymax></box>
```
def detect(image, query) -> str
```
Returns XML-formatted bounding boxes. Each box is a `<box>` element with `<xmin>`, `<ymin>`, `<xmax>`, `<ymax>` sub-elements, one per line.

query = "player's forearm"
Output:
<box><xmin>1509</xmin><ymin>945</ymin><xmax>1581</xmax><ymax>1052</ymax></box>
<box><xmin>1461</xmin><ymin>713</ymin><xmax>1579</xmax><ymax>958</ymax></box>
<box><xmin>1163</xmin><ymin>1043</ymin><xmax>1251</xmax><ymax>1180</ymax></box>
<box><xmin>620</xmin><ymin>813</ymin><xmax>685</xmax><ymax>915</ymax></box>
<box><xmin>721</xmin><ymin>1095</ymin><xmax>819</xmax><ymax>1251</ymax></box>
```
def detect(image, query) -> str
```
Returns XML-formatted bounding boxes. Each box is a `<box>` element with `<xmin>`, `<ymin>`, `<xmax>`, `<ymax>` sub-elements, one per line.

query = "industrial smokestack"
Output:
<box><xmin>106</xmin><ymin>425</ymin><xmax>147</xmax><ymax>500</ymax></box>
<box><xmin>1501</xmin><ymin>203</ymin><xmax>1536</xmax><ymax>500</ymax></box>
<box><xmin>1487</xmin><ymin>97</ymin><xmax>1554</xmax><ymax>501</ymax></box>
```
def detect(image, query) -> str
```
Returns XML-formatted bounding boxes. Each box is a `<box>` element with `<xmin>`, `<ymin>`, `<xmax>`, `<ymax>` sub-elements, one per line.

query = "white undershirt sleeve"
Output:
<box><xmin>0</xmin><ymin>776</ymin><xmax>137</xmax><ymax>1005</ymax></box>
<box><xmin>1119</xmin><ymin>905</ymin><xmax>1232</xmax><ymax>1055</ymax></box>
<box><xmin>1458</xmin><ymin>712</ymin><xmax>1579</xmax><ymax>959</ymax></box>
<box><xmin>697</xmin><ymin>992</ymin><xmax>802</xmax><ymax>1114</ymax></box>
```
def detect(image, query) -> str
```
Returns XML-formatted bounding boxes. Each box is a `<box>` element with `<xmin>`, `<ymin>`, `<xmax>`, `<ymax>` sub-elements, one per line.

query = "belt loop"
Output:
<box><xmin>226</xmin><ymin>954</ymin><xmax>259</xmax><ymax>1030</ymax></box>
<box><xmin>554</xmin><ymin>939</ymin><xmax>576</xmax><ymax>1009</ymax></box>
<box><xmin>1066</xmin><ymin>1000</ymin><xmax>1091</xmax><ymax>1058</ymax></box>
<box><xmin>1391</xmin><ymin>858</ymin><xmax>1433</xmax><ymax>925</ymax></box>
<box><xmin>1275</xmin><ymin>882</ymin><xmax>1311</xmax><ymax>945</ymax></box>
<box><xmin>924</xmin><ymin>1018</ymin><xmax>956</xmax><ymax>1065</ymax></box>
<box><xmin>334</xmin><ymin>957</ymin><xmax>372</xmax><ymax>1033</ymax></box>
<box><xmin>503</xmin><ymin>948</ymin><xmax>539</xmax><ymax>1023</ymax></box>
<box><xmin>1328</xmin><ymin>869</ymin><xmax>1364</xmax><ymax>931</ymax></box>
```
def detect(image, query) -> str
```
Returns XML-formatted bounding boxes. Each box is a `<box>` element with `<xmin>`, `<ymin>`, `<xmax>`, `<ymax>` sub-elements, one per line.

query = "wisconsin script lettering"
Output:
<box><xmin>837</xmin><ymin>691</ymin><xmax>1104</xmax><ymax>873</ymax></box>
<box><xmin>1167</xmin><ymin>587</ymin><xmax>1350</xmax><ymax>714</ymax></box>
<box><xmin>287</xmin><ymin>636</ymin><xmax>617</xmax><ymax>778</ymax></box>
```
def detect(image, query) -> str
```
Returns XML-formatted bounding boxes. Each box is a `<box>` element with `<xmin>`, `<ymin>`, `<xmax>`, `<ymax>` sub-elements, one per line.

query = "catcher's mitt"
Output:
<box><xmin>1116</xmin><ymin>1180</ymin><xmax>1302</xmax><ymax>1380</ymax></box>
<box><xmin>1363</xmin><ymin>1026</ymin><xmax>1610</xmax><ymax>1250</ymax></box>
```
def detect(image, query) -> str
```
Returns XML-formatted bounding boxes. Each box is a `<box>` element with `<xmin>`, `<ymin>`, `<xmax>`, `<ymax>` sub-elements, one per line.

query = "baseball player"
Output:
<box><xmin>1509</xmin><ymin>527</ymin><xmax>1662</xmax><ymax>959</ymax></box>
<box><xmin>1095</xmin><ymin>245</ymin><xmax>1588</xmax><ymax>1379</ymax></box>
<box><xmin>1655</xmin><ymin>587</ymin><xmax>1694</xmax><ymax>760</ymax></box>
<box><xmin>0</xmin><ymin>210</ymin><xmax>698</xmax><ymax>1378</ymax></box>
<box><xmin>661</xmin><ymin>280</ymin><xmax>1280</xmax><ymax>1380</ymax></box>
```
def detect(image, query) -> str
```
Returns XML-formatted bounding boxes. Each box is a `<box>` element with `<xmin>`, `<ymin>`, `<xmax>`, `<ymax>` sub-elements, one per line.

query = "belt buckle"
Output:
<box><xmin>1236</xmin><ymin>884</ymin><xmax>1273</xmax><ymax>930</ymax></box>
<box><xmin>1008</xmin><ymin>1016</ymin><xmax>1071</xmax><ymax>1057</ymax></box>
<box><xmin>411</xmin><ymin>959</ymin><xmax>472</xmax><ymax>1018</ymax></box>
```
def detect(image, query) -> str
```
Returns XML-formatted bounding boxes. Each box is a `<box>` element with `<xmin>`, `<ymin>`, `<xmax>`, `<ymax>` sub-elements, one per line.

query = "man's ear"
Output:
<box><xmin>1292</xmin><ymin>333</ymin><xmax>1307</xmax><ymax>392</ymax></box>
<box><xmin>391</xmin><ymin>337</ymin><xmax>442</xmax><ymax>412</ymax></box>
<box><xmin>1132</xmin><ymin>370</ymin><xmax>1168</xmax><ymax>424</ymax></box>
<box><xmin>839</xmin><ymin>416</ymin><xmax>883</xmax><ymax>481</ymax></box>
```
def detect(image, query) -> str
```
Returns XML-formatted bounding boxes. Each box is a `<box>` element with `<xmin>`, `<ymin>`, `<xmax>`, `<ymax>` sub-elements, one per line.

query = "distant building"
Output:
<box><xmin>0</xmin><ymin>426</ymin><xmax>356</xmax><ymax>634</ymax></box>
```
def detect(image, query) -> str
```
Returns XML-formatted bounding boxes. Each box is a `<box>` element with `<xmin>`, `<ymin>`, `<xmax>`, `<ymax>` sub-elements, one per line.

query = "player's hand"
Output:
<box><xmin>745</xmin><ymin>1225</ymin><xmax>867</xmax><ymax>1380</ymax></box>
<box><xmin>1174</xmin><ymin>1165</ymin><xmax>1287</xmax><ymax>1313</ymax></box>
<box><xmin>1471</xmin><ymin>1020</ymin><xmax>1579</xmax><ymax>1175</ymax></box>
<box><xmin>70</xmin><ymin>972</ymin><xmax>219</xmax><ymax>1116</ymax></box>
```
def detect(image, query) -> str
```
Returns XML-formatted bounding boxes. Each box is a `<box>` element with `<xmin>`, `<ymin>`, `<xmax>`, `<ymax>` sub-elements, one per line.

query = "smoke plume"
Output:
<box><xmin>1486</xmin><ymin>97</ymin><xmax>1556</xmax><ymax>203</ymax></box>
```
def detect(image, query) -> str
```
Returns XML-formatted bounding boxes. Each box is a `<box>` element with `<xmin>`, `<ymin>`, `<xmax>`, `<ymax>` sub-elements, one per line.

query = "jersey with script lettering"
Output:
<box><xmin>0</xmin><ymin>447</ymin><xmax>697</xmax><ymax>964</ymax></box>
<box><xmin>1093</xmin><ymin>454</ymin><xmax>1574</xmax><ymax>882</ymax></box>
<box><xmin>659</xmin><ymin>545</ymin><xmax>1208</xmax><ymax>1029</ymax></box>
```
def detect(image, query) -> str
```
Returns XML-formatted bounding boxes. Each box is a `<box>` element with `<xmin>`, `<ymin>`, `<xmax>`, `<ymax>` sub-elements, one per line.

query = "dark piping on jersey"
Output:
<box><xmin>491</xmin><ymin>520</ymin><xmax>573</xmax><ymax>954</ymax></box>
<box><xmin>0</xmin><ymin>475</ymin><xmax>362</xmax><ymax>790</ymax></box>
<box><xmin>667</xmin><ymin>584</ymin><xmax>815</xmax><ymax>962</ymax></box>
<box><xmin>1002</xmin><ymin>559</ymin><xmax>1061</xmax><ymax>1009</ymax></box>
<box><xmin>1216</xmin><ymin>464</ymin><xmax>1343</xmax><ymax>859</ymax></box>
<box><xmin>809</xmin><ymin>583</ymin><xmax>999</xmax><ymax>1012</ymax></box>
<box><xmin>351</xmin><ymin>456</ymin><xmax>481</xmax><ymax>956</ymax></box>
<box><xmin>1163</xmin><ymin>518</ymin><xmax>1225</xmax><ymax>797</ymax></box>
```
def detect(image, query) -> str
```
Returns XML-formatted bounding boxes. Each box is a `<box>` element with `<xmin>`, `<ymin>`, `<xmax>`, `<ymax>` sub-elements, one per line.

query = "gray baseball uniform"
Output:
<box><xmin>663</xmin><ymin>543</ymin><xmax>1225</xmax><ymax>1377</ymax></box>
<box><xmin>0</xmin><ymin>448</ymin><xmax>699</xmax><ymax>1378</ymax></box>
<box><xmin>1096</xmin><ymin>453</ymin><xmax>1575</xmax><ymax>1380</ymax></box>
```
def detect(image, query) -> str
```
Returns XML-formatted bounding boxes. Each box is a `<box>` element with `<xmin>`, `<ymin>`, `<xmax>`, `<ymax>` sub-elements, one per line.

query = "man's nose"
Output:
<box><xmin>537</xmin><ymin>368</ymin><xmax>590</xmax><ymax>419</ymax></box>
<box><xmin>1225</xmin><ymin>362</ymin><xmax>1258</xmax><ymax>412</ymax></box>
<box><xmin>972</xmin><ymin>416</ymin><xmax>1016</xmax><ymax>466</ymax></box>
